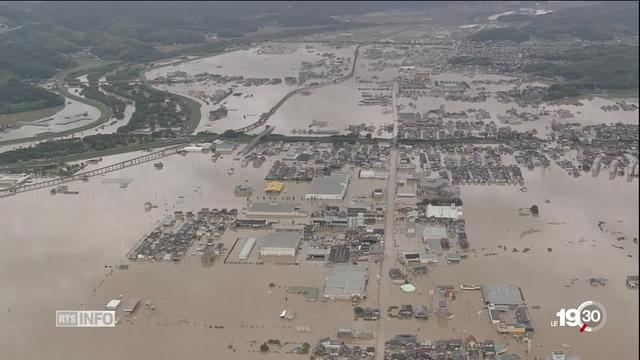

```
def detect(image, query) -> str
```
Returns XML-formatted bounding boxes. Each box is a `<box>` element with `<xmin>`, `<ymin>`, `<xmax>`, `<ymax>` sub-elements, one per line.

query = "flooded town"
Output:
<box><xmin>0</xmin><ymin>2</ymin><xmax>638</xmax><ymax>360</ymax></box>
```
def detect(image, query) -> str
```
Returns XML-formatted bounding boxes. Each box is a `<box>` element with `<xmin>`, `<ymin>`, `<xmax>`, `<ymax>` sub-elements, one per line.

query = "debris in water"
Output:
<box><xmin>520</xmin><ymin>228</ymin><xmax>540</xmax><ymax>239</ymax></box>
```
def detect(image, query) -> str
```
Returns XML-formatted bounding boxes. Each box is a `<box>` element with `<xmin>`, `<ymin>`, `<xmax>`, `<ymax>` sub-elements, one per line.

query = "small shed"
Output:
<box><xmin>105</xmin><ymin>299</ymin><xmax>121</xmax><ymax>310</ymax></box>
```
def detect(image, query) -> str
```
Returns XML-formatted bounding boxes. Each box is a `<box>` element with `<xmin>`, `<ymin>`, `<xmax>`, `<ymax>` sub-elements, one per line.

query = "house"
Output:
<box><xmin>415</xmin><ymin>305</ymin><xmax>429</xmax><ymax>320</ymax></box>
<box><xmin>389</xmin><ymin>268</ymin><xmax>405</xmax><ymax>284</ymax></box>
<box><xmin>446</xmin><ymin>253</ymin><xmax>463</xmax><ymax>263</ymax></box>
<box><xmin>403</xmin><ymin>252</ymin><xmax>421</xmax><ymax>263</ymax></box>
<box><xmin>399</xmin><ymin>305</ymin><xmax>414</xmax><ymax>319</ymax></box>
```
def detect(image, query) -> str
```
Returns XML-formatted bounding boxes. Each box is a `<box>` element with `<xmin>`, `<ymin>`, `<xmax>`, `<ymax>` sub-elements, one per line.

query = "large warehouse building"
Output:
<box><xmin>305</xmin><ymin>173</ymin><xmax>350</xmax><ymax>200</ymax></box>
<box><xmin>259</xmin><ymin>232</ymin><xmax>301</xmax><ymax>257</ymax></box>
<box><xmin>426</xmin><ymin>204</ymin><xmax>463</xmax><ymax>219</ymax></box>
<box><xmin>244</xmin><ymin>202</ymin><xmax>305</xmax><ymax>218</ymax></box>
<box><xmin>481</xmin><ymin>284</ymin><xmax>524</xmax><ymax>306</ymax></box>
<box><xmin>422</xmin><ymin>226</ymin><xmax>448</xmax><ymax>241</ymax></box>
<box><xmin>323</xmin><ymin>264</ymin><xmax>368</xmax><ymax>300</ymax></box>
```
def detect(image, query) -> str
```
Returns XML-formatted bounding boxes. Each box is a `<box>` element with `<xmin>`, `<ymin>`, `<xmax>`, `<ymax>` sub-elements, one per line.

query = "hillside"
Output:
<box><xmin>470</xmin><ymin>27</ymin><xmax>530</xmax><ymax>42</ymax></box>
<box><xmin>523</xmin><ymin>45</ymin><xmax>639</xmax><ymax>99</ymax></box>
<box><xmin>471</xmin><ymin>2</ymin><xmax>639</xmax><ymax>42</ymax></box>
<box><xmin>524</xmin><ymin>1</ymin><xmax>639</xmax><ymax>40</ymax></box>
<box><xmin>0</xmin><ymin>71</ymin><xmax>64</xmax><ymax>115</ymax></box>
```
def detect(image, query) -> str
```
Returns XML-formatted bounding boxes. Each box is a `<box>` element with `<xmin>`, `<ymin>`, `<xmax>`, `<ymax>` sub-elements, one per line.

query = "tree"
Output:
<box><xmin>530</xmin><ymin>205</ymin><xmax>539</xmax><ymax>217</ymax></box>
<box><xmin>260</xmin><ymin>343</ymin><xmax>269</xmax><ymax>352</ymax></box>
<box><xmin>223</xmin><ymin>129</ymin><xmax>241</xmax><ymax>139</ymax></box>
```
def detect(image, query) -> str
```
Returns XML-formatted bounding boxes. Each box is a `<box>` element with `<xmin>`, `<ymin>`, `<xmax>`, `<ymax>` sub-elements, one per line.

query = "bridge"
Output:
<box><xmin>0</xmin><ymin>144</ymin><xmax>186</xmax><ymax>198</ymax></box>
<box><xmin>238</xmin><ymin>126</ymin><xmax>275</xmax><ymax>157</ymax></box>
<box><xmin>234</xmin><ymin>42</ymin><xmax>365</xmax><ymax>134</ymax></box>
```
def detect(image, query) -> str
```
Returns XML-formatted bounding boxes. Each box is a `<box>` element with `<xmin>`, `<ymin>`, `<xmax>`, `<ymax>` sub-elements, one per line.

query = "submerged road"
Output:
<box><xmin>375</xmin><ymin>148</ymin><xmax>399</xmax><ymax>359</ymax></box>
<box><xmin>375</xmin><ymin>77</ymin><xmax>400</xmax><ymax>359</ymax></box>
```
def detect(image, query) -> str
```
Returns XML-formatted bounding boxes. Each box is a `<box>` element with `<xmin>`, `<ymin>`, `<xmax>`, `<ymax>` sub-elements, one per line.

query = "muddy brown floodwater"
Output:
<box><xmin>0</xmin><ymin>147</ymin><xmax>637</xmax><ymax>360</ymax></box>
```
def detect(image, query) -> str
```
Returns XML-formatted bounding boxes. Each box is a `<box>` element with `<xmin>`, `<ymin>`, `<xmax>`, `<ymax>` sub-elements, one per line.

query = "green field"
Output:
<box><xmin>0</xmin><ymin>61</ymin><xmax>117</xmax><ymax>146</ymax></box>
<box><xmin>0</xmin><ymin>104</ymin><xmax>64</xmax><ymax>125</ymax></box>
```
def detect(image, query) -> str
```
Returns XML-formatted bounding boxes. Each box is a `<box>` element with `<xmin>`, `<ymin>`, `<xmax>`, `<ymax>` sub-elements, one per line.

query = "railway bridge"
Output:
<box><xmin>0</xmin><ymin>145</ymin><xmax>186</xmax><ymax>198</ymax></box>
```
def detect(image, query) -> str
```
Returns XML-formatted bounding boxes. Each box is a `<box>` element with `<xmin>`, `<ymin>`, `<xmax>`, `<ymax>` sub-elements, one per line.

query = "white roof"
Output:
<box><xmin>105</xmin><ymin>299</ymin><xmax>121</xmax><ymax>309</ymax></box>
<box><xmin>426</xmin><ymin>204</ymin><xmax>463</xmax><ymax>219</ymax></box>
<box><xmin>423</xmin><ymin>226</ymin><xmax>447</xmax><ymax>239</ymax></box>
<box><xmin>400</xmin><ymin>283</ymin><xmax>416</xmax><ymax>293</ymax></box>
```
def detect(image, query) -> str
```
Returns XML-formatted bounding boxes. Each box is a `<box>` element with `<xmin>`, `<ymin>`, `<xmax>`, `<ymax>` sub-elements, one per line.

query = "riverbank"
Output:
<box><xmin>0</xmin><ymin>104</ymin><xmax>64</xmax><ymax>125</ymax></box>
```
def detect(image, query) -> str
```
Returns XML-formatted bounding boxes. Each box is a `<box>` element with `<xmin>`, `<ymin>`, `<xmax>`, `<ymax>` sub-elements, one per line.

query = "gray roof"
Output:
<box><xmin>398</xmin><ymin>112</ymin><xmax>417</xmax><ymax>121</ymax></box>
<box><xmin>421</xmin><ymin>177</ymin><xmax>447</xmax><ymax>189</ymax></box>
<box><xmin>261</xmin><ymin>232</ymin><xmax>301</xmax><ymax>249</ymax></box>
<box><xmin>426</xmin><ymin>238</ymin><xmax>443</xmax><ymax>254</ymax></box>
<box><xmin>446</xmin><ymin>253</ymin><xmax>463</xmax><ymax>261</ymax></box>
<box><xmin>306</xmin><ymin>173</ymin><xmax>349</xmax><ymax>196</ymax></box>
<box><xmin>324</xmin><ymin>264</ymin><xmax>368</xmax><ymax>298</ymax></box>
<box><xmin>482</xmin><ymin>284</ymin><xmax>524</xmax><ymax>305</ymax></box>
<box><xmin>423</xmin><ymin>226</ymin><xmax>447</xmax><ymax>239</ymax></box>
<box><xmin>497</xmin><ymin>355</ymin><xmax>522</xmax><ymax>360</ymax></box>
<box><xmin>248</xmin><ymin>202</ymin><xmax>302</xmax><ymax>213</ymax></box>
<box><xmin>307</xmin><ymin>248</ymin><xmax>331</xmax><ymax>257</ymax></box>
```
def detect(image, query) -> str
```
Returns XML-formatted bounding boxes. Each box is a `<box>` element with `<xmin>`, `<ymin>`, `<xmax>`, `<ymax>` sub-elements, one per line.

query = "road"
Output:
<box><xmin>234</xmin><ymin>41</ymin><xmax>366</xmax><ymax>133</ymax></box>
<box><xmin>374</xmin><ymin>78</ymin><xmax>400</xmax><ymax>360</ymax></box>
<box><xmin>375</xmin><ymin>147</ymin><xmax>399</xmax><ymax>359</ymax></box>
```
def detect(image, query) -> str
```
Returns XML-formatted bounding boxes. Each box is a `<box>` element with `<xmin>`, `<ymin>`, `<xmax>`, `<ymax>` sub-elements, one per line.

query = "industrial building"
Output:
<box><xmin>426</xmin><ymin>204</ymin><xmax>463</xmax><ymax>219</ymax></box>
<box><xmin>420</xmin><ymin>177</ymin><xmax>447</xmax><ymax>191</ymax></box>
<box><xmin>238</xmin><ymin>237</ymin><xmax>256</xmax><ymax>260</ymax></box>
<box><xmin>481</xmin><ymin>285</ymin><xmax>525</xmax><ymax>306</ymax></box>
<box><xmin>422</xmin><ymin>226</ymin><xmax>448</xmax><ymax>242</ymax></box>
<box><xmin>426</xmin><ymin>238</ymin><xmax>444</xmax><ymax>255</ymax></box>
<box><xmin>358</xmin><ymin>169</ymin><xmax>388</xmax><ymax>179</ymax></box>
<box><xmin>305</xmin><ymin>173</ymin><xmax>350</xmax><ymax>200</ymax></box>
<box><xmin>323</xmin><ymin>264</ymin><xmax>368</xmax><ymax>300</ymax></box>
<box><xmin>259</xmin><ymin>232</ymin><xmax>301</xmax><ymax>257</ymax></box>
<box><xmin>244</xmin><ymin>202</ymin><xmax>305</xmax><ymax>217</ymax></box>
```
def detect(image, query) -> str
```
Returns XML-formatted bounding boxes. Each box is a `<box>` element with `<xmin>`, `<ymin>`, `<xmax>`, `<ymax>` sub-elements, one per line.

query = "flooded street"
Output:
<box><xmin>0</xmin><ymin>2</ymin><xmax>638</xmax><ymax>360</ymax></box>
<box><xmin>0</xmin><ymin>146</ymin><xmax>636</xmax><ymax>359</ymax></box>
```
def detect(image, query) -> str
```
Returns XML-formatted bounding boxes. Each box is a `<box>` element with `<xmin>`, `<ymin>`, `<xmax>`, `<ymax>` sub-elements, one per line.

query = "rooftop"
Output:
<box><xmin>306</xmin><ymin>173</ymin><xmax>349</xmax><ymax>198</ymax></box>
<box><xmin>246</xmin><ymin>202</ymin><xmax>302</xmax><ymax>214</ymax></box>
<box><xmin>264</xmin><ymin>181</ymin><xmax>284</xmax><ymax>193</ymax></box>
<box><xmin>482</xmin><ymin>284</ymin><xmax>524</xmax><ymax>305</ymax></box>
<box><xmin>427</xmin><ymin>238</ymin><xmax>444</xmax><ymax>254</ymax></box>
<box><xmin>324</xmin><ymin>264</ymin><xmax>368</xmax><ymax>299</ymax></box>
<box><xmin>423</xmin><ymin>226</ymin><xmax>448</xmax><ymax>239</ymax></box>
<box><xmin>261</xmin><ymin>232</ymin><xmax>301</xmax><ymax>249</ymax></box>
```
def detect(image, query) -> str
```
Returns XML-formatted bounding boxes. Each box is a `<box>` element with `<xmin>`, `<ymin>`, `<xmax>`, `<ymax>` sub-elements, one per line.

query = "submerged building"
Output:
<box><xmin>259</xmin><ymin>232</ymin><xmax>301</xmax><ymax>257</ymax></box>
<box><xmin>481</xmin><ymin>284</ymin><xmax>524</xmax><ymax>306</ymax></box>
<box><xmin>323</xmin><ymin>264</ymin><xmax>368</xmax><ymax>300</ymax></box>
<box><xmin>305</xmin><ymin>173</ymin><xmax>350</xmax><ymax>200</ymax></box>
